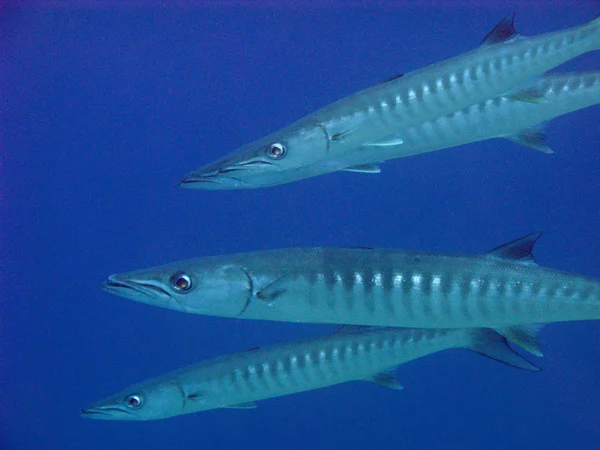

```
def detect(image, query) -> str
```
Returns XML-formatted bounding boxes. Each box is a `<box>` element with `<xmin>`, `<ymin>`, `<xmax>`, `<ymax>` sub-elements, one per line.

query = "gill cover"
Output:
<box><xmin>102</xmin><ymin>260</ymin><xmax>253</xmax><ymax>318</ymax></box>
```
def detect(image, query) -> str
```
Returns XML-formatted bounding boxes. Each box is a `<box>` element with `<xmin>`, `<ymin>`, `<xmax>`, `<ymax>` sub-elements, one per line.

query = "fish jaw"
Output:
<box><xmin>180</xmin><ymin>119</ymin><xmax>330</xmax><ymax>190</ymax></box>
<box><xmin>101</xmin><ymin>260</ymin><xmax>254</xmax><ymax>318</ymax></box>
<box><xmin>101</xmin><ymin>273</ymin><xmax>185</xmax><ymax>313</ymax></box>
<box><xmin>178</xmin><ymin>155</ymin><xmax>261</xmax><ymax>190</ymax></box>
<box><xmin>80</xmin><ymin>403</ymin><xmax>135</xmax><ymax>421</ymax></box>
<box><xmin>80</xmin><ymin>382</ymin><xmax>186</xmax><ymax>421</ymax></box>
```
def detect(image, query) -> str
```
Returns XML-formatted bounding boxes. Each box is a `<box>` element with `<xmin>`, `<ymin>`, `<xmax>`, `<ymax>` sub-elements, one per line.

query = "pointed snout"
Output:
<box><xmin>178</xmin><ymin>168</ymin><xmax>249</xmax><ymax>190</ymax></box>
<box><xmin>79</xmin><ymin>402</ymin><xmax>129</xmax><ymax>420</ymax></box>
<box><xmin>178</xmin><ymin>170</ymin><xmax>221</xmax><ymax>189</ymax></box>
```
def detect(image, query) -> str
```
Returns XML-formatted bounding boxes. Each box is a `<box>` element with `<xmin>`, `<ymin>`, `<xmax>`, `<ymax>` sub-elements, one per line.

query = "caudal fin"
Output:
<box><xmin>468</xmin><ymin>329</ymin><xmax>541</xmax><ymax>371</ymax></box>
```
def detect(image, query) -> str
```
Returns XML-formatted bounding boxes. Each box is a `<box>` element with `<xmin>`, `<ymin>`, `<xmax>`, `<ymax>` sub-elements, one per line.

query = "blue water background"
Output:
<box><xmin>2</xmin><ymin>2</ymin><xmax>600</xmax><ymax>449</ymax></box>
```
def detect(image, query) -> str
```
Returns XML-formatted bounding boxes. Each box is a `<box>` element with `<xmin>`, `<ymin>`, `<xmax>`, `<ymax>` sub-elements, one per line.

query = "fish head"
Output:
<box><xmin>80</xmin><ymin>380</ymin><xmax>186</xmax><ymax>421</ymax></box>
<box><xmin>102</xmin><ymin>257</ymin><xmax>253</xmax><ymax>317</ymax></box>
<box><xmin>179</xmin><ymin>119</ymin><xmax>332</xmax><ymax>189</ymax></box>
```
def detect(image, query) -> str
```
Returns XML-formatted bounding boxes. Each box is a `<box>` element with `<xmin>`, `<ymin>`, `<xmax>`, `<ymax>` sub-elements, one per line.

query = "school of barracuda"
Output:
<box><xmin>81</xmin><ymin>14</ymin><xmax>600</xmax><ymax>421</ymax></box>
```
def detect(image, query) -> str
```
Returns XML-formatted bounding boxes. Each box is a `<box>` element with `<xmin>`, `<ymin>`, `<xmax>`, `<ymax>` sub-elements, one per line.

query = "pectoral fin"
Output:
<box><xmin>256</xmin><ymin>276</ymin><xmax>293</xmax><ymax>302</ymax></box>
<box><xmin>223</xmin><ymin>402</ymin><xmax>257</xmax><ymax>409</ymax></box>
<box><xmin>330</xmin><ymin>115</ymin><xmax>366</xmax><ymax>142</ymax></box>
<box><xmin>506</xmin><ymin>90</ymin><xmax>547</xmax><ymax>104</ymax></box>
<box><xmin>365</xmin><ymin>367</ymin><xmax>404</xmax><ymax>390</ymax></box>
<box><xmin>342</xmin><ymin>164</ymin><xmax>381</xmax><ymax>174</ymax></box>
<box><xmin>504</xmin><ymin>81</ymin><xmax>548</xmax><ymax>104</ymax></box>
<box><xmin>331</xmin><ymin>127</ymin><xmax>359</xmax><ymax>142</ymax></box>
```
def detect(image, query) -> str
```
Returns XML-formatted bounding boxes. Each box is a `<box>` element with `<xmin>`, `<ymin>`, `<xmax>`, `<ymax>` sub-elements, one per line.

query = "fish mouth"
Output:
<box><xmin>179</xmin><ymin>160</ymin><xmax>277</xmax><ymax>190</ymax></box>
<box><xmin>79</xmin><ymin>406</ymin><xmax>132</xmax><ymax>420</ymax></box>
<box><xmin>101</xmin><ymin>276</ymin><xmax>171</xmax><ymax>300</ymax></box>
<box><xmin>178</xmin><ymin>171</ymin><xmax>245</xmax><ymax>189</ymax></box>
<box><xmin>178</xmin><ymin>172</ymin><xmax>243</xmax><ymax>188</ymax></box>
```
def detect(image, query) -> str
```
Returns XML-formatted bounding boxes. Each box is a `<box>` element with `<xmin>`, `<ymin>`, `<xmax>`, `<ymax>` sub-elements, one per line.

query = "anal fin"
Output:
<box><xmin>364</xmin><ymin>367</ymin><xmax>404</xmax><ymax>390</ymax></box>
<box><xmin>505</xmin><ymin>124</ymin><xmax>554</xmax><ymax>154</ymax></box>
<box><xmin>469</xmin><ymin>329</ymin><xmax>540</xmax><ymax>371</ymax></box>
<box><xmin>495</xmin><ymin>324</ymin><xmax>544</xmax><ymax>357</ymax></box>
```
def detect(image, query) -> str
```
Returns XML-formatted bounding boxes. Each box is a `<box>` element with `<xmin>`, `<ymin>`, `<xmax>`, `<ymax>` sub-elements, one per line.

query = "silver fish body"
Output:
<box><xmin>180</xmin><ymin>15</ymin><xmax>600</xmax><ymax>189</ymax></box>
<box><xmin>102</xmin><ymin>234</ymin><xmax>600</xmax><ymax>329</ymax></box>
<box><xmin>80</xmin><ymin>326</ymin><xmax>537</xmax><ymax>420</ymax></box>
<box><xmin>338</xmin><ymin>71</ymin><xmax>600</xmax><ymax>166</ymax></box>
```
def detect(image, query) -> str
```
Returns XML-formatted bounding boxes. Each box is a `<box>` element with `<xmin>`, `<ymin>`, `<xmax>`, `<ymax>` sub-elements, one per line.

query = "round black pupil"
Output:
<box><xmin>128</xmin><ymin>397</ymin><xmax>139</xmax><ymax>406</ymax></box>
<box><xmin>271</xmin><ymin>146</ymin><xmax>281</xmax><ymax>155</ymax></box>
<box><xmin>176</xmin><ymin>277</ymin><xmax>188</xmax><ymax>289</ymax></box>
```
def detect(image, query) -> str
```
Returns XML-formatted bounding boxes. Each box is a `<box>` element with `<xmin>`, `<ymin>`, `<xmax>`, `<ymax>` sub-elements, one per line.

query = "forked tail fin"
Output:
<box><xmin>468</xmin><ymin>329</ymin><xmax>541</xmax><ymax>371</ymax></box>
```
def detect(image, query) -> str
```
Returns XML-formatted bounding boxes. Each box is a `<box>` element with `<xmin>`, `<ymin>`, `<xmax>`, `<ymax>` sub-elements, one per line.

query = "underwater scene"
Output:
<box><xmin>2</xmin><ymin>1</ymin><xmax>600</xmax><ymax>449</ymax></box>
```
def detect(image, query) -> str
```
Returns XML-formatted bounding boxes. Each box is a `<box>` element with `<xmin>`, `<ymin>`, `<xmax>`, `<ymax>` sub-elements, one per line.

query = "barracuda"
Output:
<box><xmin>180</xmin><ymin>15</ymin><xmax>600</xmax><ymax>189</ymax></box>
<box><xmin>80</xmin><ymin>326</ymin><xmax>538</xmax><ymax>420</ymax></box>
<box><xmin>336</xmin><ymin>71</ymin><xmax>600</xmax><ymax>165</ymax></box>
<box><xmin>102</xmin><ymin>234</ymin><xmax>600</xmax><ymax>329</ymax></box>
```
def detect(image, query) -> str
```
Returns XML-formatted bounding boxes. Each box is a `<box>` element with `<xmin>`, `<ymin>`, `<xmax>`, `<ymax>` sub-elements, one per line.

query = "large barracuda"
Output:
<box><xmin>80</xmin><ymin>326</ymin><xmax>538</xmax><ymax>420</ymax></box>
<box><xmin>102</xmin><ymin>234</ymin><xmax>600</xmax><ymax>329</ymax></box>
<box><xmin>180</xmin><ymin>15</ymin><xmax>600</xmax><ymax>189</ymax></box>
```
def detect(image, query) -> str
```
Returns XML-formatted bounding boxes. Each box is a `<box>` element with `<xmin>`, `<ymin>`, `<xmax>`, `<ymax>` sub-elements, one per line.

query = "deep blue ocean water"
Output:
<box><xmin>2</xmin><ymin>2</ymin><xmax>600</xmax><ymax>449</ymax></box>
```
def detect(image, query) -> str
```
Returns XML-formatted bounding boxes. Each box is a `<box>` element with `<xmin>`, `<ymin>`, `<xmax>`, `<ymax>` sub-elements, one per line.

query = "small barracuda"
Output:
<box><xmin>102</xmin><ymin>234</ymin><xmax>600</xmax><ymax>330</ymax></box>
<box><xmin>339</xmin><ymin>71</ymin><xmax>600</xmax><ymax>166</ymax></box>
<box><xmin>80</xmin><ymin>326</ymin><xmax>538</xmax><ymax>420</ymax></box>
<box><xmin>180</xmin><ymin>15</ymin><xmax>600</xmax><ymax>189</ymax></box>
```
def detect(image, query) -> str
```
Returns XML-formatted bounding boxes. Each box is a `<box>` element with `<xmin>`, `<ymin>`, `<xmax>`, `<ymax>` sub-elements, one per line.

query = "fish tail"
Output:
<box><xmin>467</xmin><ymin>328</ymin><xmax>541</xmax><ymax>371</ymax></box>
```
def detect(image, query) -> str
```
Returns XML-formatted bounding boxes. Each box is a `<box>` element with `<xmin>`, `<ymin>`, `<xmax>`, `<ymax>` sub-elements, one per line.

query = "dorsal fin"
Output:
<box><xmin>335</xmin><ymin>325</ymin><xmax>385</xmax><ymax>334</ymax></box>
<box><xmin>480</xmin><ymin>14</ymin><xmax>520</xmax><ymax>47</ymax></box>
<box><xmin>223</xmin><ymin>402</ymin><xmax>257</xmax><ymax>409</ymax></box>
<box><xmin>378</xmin><ymin>73</ymin><xmax>404</xmax><ymax>86</ymax></box>
<box><xmin>485</xmin><ymin>233</ymin><xmax>542</xmax><ymax>265</ymax></box>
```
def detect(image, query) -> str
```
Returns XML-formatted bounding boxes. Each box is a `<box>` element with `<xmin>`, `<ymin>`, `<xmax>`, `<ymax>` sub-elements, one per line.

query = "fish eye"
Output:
<box><xmin>170</xmin><ymin>272</ymin><xmax>192</xmax><ymax>292</ymax></box>
<box><xmin>266</xmin><ymin>143</ymin><xmax>286</xmax><ymax>159</ymax></box>
<box><xmin>125</xmin><ymin>394</ymin><xmax>143</xmax><ymax>409</ymax></box>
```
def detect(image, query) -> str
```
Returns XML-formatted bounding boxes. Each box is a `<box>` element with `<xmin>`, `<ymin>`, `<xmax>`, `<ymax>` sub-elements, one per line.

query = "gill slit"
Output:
<box><xmin>316</xmin><ymin>120</ymin><xmax>331</xmax><ymax>155</ymax></box>
<box><xmin>176</xmin><ymin>381</ymin><xmax>188</xmax><ymax>415</ymax></box>
<box><xmin>237</xmin><ymin>266</ymin><xmax>255</xmax><ymax>316</ymax></box>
